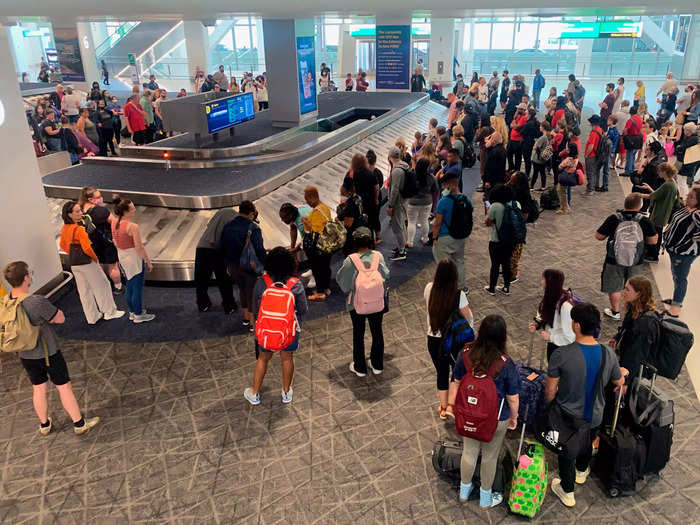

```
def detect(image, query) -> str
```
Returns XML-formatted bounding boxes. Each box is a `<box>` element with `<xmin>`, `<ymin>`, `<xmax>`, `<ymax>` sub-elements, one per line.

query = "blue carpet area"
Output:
<box><xmin>52</xmin><ymin>167</ymin><xmax>481</xmax><ymax>342</ymax></box>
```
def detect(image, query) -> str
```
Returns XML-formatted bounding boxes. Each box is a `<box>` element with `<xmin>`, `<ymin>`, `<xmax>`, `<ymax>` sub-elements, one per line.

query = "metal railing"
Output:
<box><xmin>94</xmin><ymin>22</ymin><xmax>140</xmax><ymax>58</ymax></box>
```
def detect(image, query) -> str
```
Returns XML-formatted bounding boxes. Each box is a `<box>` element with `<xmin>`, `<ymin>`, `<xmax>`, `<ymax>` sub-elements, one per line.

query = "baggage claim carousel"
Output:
<box><xmin>42</xmin><ymin>92</ymin><xmax>447</xmax><ymax>281</ymax></box>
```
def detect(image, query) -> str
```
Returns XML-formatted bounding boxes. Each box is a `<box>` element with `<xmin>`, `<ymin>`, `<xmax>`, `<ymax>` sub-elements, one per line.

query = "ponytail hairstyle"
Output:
<box><xmin>113</xmin><ymin>196</ymin><xmax>132</xmax><ymax>229</ymax></box>
<box><xmin>78</xmin><ymin>186</ymin><xmax>97</xmax><ymax>208</ymax></box>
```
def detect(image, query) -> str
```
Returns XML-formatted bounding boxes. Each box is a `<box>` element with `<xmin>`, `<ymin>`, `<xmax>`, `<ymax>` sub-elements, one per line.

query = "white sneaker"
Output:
<box><xmin>575</xmin><ymin>467</ymin><xmax>590</xmax><ymax>485</ymax></box>
<box><xmin>244</xmin><ymin>387</ymin><xmax>261</xmax><ymax>405</ymax></box>
<box><xmin>74</xmin><ymin>416</ymin><xmax>100</xmax><ymax>435</ymax></box>
<box><xmin>281</xmin><ymin>387</ymin><xmax>293</xmax><ymax>404</ymax></box>
<box><xmin>551</xmin><ymin>478</ymin><xmax>576</xmax><ymax>507</ymax></box>
<box><xmin>103</xmin><ymin>310</ymin><xmax>125</xmax><ymax>320</ymax></box>
<box><xmin>367</xmin><ymin>361</ymin><xmax>383</xmax><ymax>375</ymax></box>
<box><xmin>88</xmin><ymin>313</ymin><xmax>103</xmax><ymax>325</ymax></box>
<box><xmin>307</xmin><ymin>277</ymin><xmax>316</xmax><ymax>289</ymax></box>
<box><xmin>604</xmin><ymin>308</ymin><xmax>621</xmax><ymax>321</ymax></box>
<box><xmin>132</xmin><ymin>313</ymin><xmax>156</xmax><ymax>323</ymax></box>
<box><xmin>349</xmin><ymin>362</ymin><xmax>366</xmax><ymax>377</ymax></box>
<box><xmin>129</xmin><ymin>309</ymin><xmax>147</xmax><ymax>321</ymax></box>
<box><xmin>301</xmin><ymin>269</ymin><xmax>313</xmax><ymax>279</ymax></box>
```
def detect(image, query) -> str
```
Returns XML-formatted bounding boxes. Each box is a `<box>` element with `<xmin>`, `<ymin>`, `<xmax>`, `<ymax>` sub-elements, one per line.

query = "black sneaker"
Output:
<box><xmin>601</xmin><ymin>187</ymin><xmax>609</xmax><ymax>192</ymax></box>
<box><xmin>113</xmin><ymin>286</ymin><xmax>125</xmax><ymax>295</ymax></box>
<box><xmin>224</xmin><ymin>304</ymin><xmax>239</xmax><ymax>314</ymax></box>
<box><xmin>462</xmin><ymin>287</ymin><xmax>470</xmax><ymax>295</ymax></box>
<box><xmin>496</xmin><ymin>285</ymin><xmax>510</xmax><ymax>296</ymax></box>
<box><xmin>594</xmin><ymin>187</ymin><xmax>602</xmax><ymax>192</ymax></box>
<box><xmin>389</xmin><ymin>249</ymin><xmax>407</xmax><ymax>261</ymax></box>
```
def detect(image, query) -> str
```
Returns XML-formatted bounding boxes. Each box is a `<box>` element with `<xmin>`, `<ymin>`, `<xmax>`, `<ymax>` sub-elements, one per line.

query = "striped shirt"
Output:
<box><xmin>663</xmin><ymin>208</ymin><xmax>700</xmax><ymax>256</ymax></box>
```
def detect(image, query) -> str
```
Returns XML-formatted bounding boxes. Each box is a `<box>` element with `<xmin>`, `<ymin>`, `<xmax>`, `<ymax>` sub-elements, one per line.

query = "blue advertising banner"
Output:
<box><xmin>376</xmin><ymin>25</ymin><xmax>410</xmax><ymax>90</ymax></box>
<box><xmin>296</xmin><ymin>36</ymin><xmax>317</xmax><ymax>115</ymax></box>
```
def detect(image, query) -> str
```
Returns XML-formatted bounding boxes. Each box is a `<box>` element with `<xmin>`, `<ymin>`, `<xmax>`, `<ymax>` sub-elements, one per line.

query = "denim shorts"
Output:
<box><xmin>259</xmin><ymin>332</ymin><xmax>300</xmax><ymax>353</ymax></box>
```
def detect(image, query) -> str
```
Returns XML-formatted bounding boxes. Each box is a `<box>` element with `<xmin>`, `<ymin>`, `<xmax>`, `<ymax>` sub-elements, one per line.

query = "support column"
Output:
<box><xmin>0</xmin><ymin>27</ymin><xmax>62</xmax><ymax>291</ymax></box>
<box><xmin>262</xmin><ymin>19</ymin><xmax>317</xmax><ymax>128</ymax></box>
<box><xmin>76</xmin><ymin>22</ymin><xmax>100</xmax><ymax>88</ymax></box>
<box><xmin>428</xmin><ymin>19</ymin><xmax>455</xmax><ymax>84</ymax></box>
<box><xmin>375</xmin><ymin>12</ymin><xmax>411</xmax><ymax>91</ymax></box>
<box><xmin>574</xmin><ymin>39</ymin><xmax>593</xmax><ymax>78</ymax></box>
<box><xmin>681</xmin><ymin>16</ymin><xmax>700</xmax><ymax>82</ymax></box>
<box><xmin>184</xmin><ymin>21</ymin><xmax>209</xmax><ymax>92</ymax></box>
<box><xmin>337</xmin><ymin>24</ymin><xmax>355</xmax><ymax>81</ymax></box>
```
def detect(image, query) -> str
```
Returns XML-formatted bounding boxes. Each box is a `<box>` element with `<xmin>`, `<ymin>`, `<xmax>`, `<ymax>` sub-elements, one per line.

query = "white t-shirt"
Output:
<box><xmin>424</xmin><ymin>282</ymin><xmax>469</xmax><ymax>337</ymax></box>
<box><xmin>61</xmin><ymin>93</ymin><xmax>81</xmax><ymax>116</ymax></box>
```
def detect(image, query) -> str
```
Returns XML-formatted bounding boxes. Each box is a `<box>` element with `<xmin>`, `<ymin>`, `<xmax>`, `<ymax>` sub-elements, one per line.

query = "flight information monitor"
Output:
<box><xmin>203</xmin><ymin>93</ymin><xmax>255</xmax><ymax>134</ymax></box>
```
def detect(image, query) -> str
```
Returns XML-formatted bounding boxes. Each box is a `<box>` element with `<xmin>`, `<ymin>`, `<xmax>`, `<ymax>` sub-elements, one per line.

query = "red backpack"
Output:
<box><xmin>255</xmin><ymin>275</ymin><xmax>299</xmax><ymax>351</ymax></box>
<box><xmin>454</xmin><ymin>349</ymin><xmax>507</xmax><ymax>442</ymax></box>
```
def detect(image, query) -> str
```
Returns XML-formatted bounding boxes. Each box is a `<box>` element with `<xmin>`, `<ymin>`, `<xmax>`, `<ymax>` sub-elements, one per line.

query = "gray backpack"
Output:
<box><xmin>610</xmin><ymin>212</ymin><xmax>645</xmax><ymax>267</ymax></box>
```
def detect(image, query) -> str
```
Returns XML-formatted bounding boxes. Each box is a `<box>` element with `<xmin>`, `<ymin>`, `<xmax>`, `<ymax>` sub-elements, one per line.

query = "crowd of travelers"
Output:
<box><xmin>4</xmin><ymin>65</ymin><xmax>699</xmax><ymax>513</ymax></box>
<box><xmin>27</xmin><ymin>78</ymin><xmax>179</xmax><ymax>159</ymax></box>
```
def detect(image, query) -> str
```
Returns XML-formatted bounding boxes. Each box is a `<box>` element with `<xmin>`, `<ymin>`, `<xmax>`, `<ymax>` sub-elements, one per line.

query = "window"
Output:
<box><xmin>514</xmin><ymin>22</ymin><xmax>537</xmax><ymax>50</ymax></box>
<box><xmin>234</xmin><ymin>26</ymin><xmax>251</xmax><ymax>50</ymax></box>
<box><xmin>325</xmin><ymin>24</ymin><xmax>340</xmax><ymax>47</ymax></box>
<box><xmin>473</xmin><ymin>23</ymin><xmax>491</xmax><ymax>50</ymax></box>
<box><xmin>491</xmin><ymin>23</ymin><xmax>514</xmax><ymax>50</ymax></box>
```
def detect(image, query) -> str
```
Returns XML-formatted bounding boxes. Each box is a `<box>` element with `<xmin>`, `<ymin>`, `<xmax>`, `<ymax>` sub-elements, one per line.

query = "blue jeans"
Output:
<box><xmin>625</xmin><ymin>148</ymin><xmax>637</xmax><ymax>173</ymax></box>
<box><xmin>126</xmin><ymin>262</ymin><xmax>145</xmax><ymax>314</ymax></box>
<box><xmin>669</xmin><ymin>252</ymin><xmax>697</xmax><ymax>306</ymax></box>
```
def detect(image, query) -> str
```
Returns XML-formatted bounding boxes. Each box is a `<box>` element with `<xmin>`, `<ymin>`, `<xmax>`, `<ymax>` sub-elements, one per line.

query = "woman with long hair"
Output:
<box><xmin>395</xmin><ymin>137</ymin><xmax>411</xmax><ymax>164</ymax></box>
<box><xmin>529</xmin><ymin>269</ymin><xmax>576</xmax><ymax>361</ymax></box>
<box><xmin>425</xmin><ymin>260</ymin><xmax>473</xmax><ymax>419</ymax></box>
<box><xmin>244</xmin><ymin>247</ymin><xmax>308</xmax><ymax>405</ymax></box>
<box><xmin>611</xmin><ymin>276</ymin><xmax>659</xmax><ymax>383</ymax></box>
<box><xmin>437</xmin><ymin>134</ymin><xmax>451</xmax><ymax>162</ymax></box>
<box><xmin>406</xmin><ymin>158</ymin><xmax>438</xmax><ymax>248</ymax></box>
<box><xmin>60</xmin><ymin>201</ymin><xmax>123</xmax><ymax>325</ymax></box>
<box><xmin>552</xmin><ymin>96</ymin><xmax>567</xmax><ymax>129</ymax></box>
<box><xmin>448</xmin><ymin>314</ymin><xmax>519</xmax><ymax>507</ymax></box>
<box><xmin>418</xmin><ymin>141</ymin><xmax>440</xmax><ymax>174</ymax></box>
<box><xmin>111</xmin><ymin>198</ymin><xmax>155</xmax><ymax>323</ymax></box>
<box><xmin>662</xmin><ymin>186</ymin><xmax>700</xmax><ymax>316</ymax></box>
<box><xmin>490</xmin><ymin>115</ymin><xmax>509</xmax><ymax>149</ymax></box>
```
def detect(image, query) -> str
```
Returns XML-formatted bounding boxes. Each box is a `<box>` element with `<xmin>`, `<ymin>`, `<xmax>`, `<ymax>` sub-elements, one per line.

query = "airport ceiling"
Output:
<box><xmin>0</xmin><ymin>1</ymin><xmax>698</xmax><ymax>25</ymax></box>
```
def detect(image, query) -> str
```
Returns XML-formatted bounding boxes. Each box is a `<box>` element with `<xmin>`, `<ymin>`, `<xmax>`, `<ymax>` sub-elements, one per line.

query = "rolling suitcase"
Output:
<box><xmin>432</xmin><ymin>439</ymin><xmax>513</xmax><ymax>497</ymax></box>
<box><xmin>626</xmin><ymin>363</ymin><xmax>674</xmax><ymax>475</ymax></box>
<box><xmin>593</xmin><ymin>391</ymin><xmax>647</xmax><ymax>497</ymax></box>
<box><xmin>515</xmin><ymin>332</ymin><xmax>547</xmax><ymax>425</ymax></box>
<box><xmin>508</xmin><ymin>407</ymin><xmax>547</xmax><ymax>518</ymax></box>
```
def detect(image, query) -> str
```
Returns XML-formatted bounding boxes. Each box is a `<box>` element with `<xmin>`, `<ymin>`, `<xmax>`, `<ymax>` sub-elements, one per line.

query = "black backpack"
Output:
<box><xmin>399</xmin><ymin>166</ymin><xmax>418</xmax><ymax>199</ymax></box>
<box><xmin>457</xmin><ymin>138</ymin><xmax>477</xmax><ymax>169</ymax></box>
<box><xmin>526</xmin><ymin>197</ymin><xmax>540</xmax><ymax>224</ymax></box>
<box><xmin>447</xmin><ymin>194</ymin><xmax>474</xmax><ymax>239</ymax></box>
<box><xmin>594</xmin><ymin>129</ymin><xmax>613</xmax><ymax>165</ymax></box>
<box><xmin>645</xmin><ymin>311</ymin><xmax>694</xmax><ymax>380</ymax></box>
<box><xmin>540</xmin><ymin>187</ymin><xmax>560</xmax><ymax>210</ymax></box>
<box><xmin>497</xmin><ymin>201</ymin><xmax>527</xmax><ymax>244</ymax></box>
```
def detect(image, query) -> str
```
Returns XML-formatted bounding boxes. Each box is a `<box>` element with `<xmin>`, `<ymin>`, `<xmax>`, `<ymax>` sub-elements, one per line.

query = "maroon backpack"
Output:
<box><xmin>454</xmin><ymin>349</ymin><xmax>507</xmax><ymax>442</ymax></box>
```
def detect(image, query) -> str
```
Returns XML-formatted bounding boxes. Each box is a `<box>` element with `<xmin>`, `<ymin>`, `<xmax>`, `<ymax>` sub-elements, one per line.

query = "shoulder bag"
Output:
<box><xmin>68</xmin><ymin>227</ymin><xmax>93</xmax><ymax>266</ymax></box>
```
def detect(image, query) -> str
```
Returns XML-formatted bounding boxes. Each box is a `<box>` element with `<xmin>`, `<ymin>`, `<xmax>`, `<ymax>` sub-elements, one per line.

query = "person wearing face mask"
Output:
<box><xmin>78</xmin><ymin>187</ymin><xmax>123</xmax><ymax>294</ymax></box>
<box><xmin>94</xmin><ymin>100</ymin><xmax>116</xmax><ymax>156</ymax></box>
<box><xmin>432</xmin><ymin>168</ymin><xmax>472</xmax><ymax>293</ymax></box>
<box><xmin>220</xmin><ymin>201</ymin><xmax>267</xmax><ymax>331</ymax></box>
<box><xmin>60</xmin><ymin>201</ymin><xmax>124</xmax><ymax>325</ymax></box>
<box><xmin>106</xmin><ymin>96</ymin><xmax>123</xmax><ymax>144</ymax></box>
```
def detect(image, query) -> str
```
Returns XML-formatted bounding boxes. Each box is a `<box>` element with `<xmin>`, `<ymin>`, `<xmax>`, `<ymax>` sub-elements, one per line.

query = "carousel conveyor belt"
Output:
<box><xmin>46</xmin><ymin>101</ymin><xmax>447</xmax><ymax>281</ymax></box>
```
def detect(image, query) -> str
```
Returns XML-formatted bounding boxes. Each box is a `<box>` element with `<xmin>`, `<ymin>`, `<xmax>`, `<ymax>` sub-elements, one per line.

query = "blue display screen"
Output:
<box><xmin>296</xmin><ymin>36</ymin><xmax>317</xmax><ymax>115</ymax></box>
<box><xmin>203</xmin><ymin>92</ymin><xmax>256</xmax><ymax>134</ymax></box>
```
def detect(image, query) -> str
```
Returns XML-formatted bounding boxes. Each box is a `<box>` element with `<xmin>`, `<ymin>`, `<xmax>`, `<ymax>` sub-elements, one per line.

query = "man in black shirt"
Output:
<box><xmin>595</xmin><ymin>193</ymin><xmax>657</xmax><ymax>320</ymax></box>
<box><xmin>337</xmin><ymin>176</ymin><xmax>365</xmax><ymax>255</ymax></box>
<box><xmin>40</xmin><ymin>111</ymin><xmax>62</xmax><ymax>151</ymax></box>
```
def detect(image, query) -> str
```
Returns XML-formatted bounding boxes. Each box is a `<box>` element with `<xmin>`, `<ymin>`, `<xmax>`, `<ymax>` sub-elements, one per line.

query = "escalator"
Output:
<box><xmin>97</xmin><ymin>21</ymin><xmax>181</xmax><ymax>80</ymax></box>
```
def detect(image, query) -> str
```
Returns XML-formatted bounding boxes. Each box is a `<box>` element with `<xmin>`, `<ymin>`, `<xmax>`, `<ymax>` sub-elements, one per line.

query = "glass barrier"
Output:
<box><xmin>94</xmin><ymin>22</ymin><xmax>140</xmax><ymax>58</ymax></box>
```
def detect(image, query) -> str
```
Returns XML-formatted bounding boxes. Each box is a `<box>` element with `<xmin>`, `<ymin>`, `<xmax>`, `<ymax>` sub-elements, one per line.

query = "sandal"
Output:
<box><xmin>445</xmin><ymin>405</ymin><xmax>455</xmax><ymax>420</ymax></box>
<box><xmin>438</xmin><ymin>405</ymin><xmax>448</xmax><ymax>420</ymax></box>
<box><xmin>307</xmin><ymin>293</ymin><xmax>326</xmax><ymax>302</ymax></box>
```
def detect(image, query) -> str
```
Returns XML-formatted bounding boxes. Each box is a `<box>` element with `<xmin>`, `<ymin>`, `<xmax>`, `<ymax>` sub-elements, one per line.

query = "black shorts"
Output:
<box><xmin>93</xmin><ymin>240</ymin><xmax>118</xmax><ymax>265</ymax></box>
<box><xmin>21</xmin><ymin>351</ymin><xmax>70</xmax><ymax>386</ymax></box>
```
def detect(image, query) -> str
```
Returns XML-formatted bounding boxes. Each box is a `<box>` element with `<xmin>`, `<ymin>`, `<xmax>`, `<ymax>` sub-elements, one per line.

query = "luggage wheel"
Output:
<box><xmin>609</xmin><ymin>487</ymin><xmax>620</xmax><ymax>498</ymax></box>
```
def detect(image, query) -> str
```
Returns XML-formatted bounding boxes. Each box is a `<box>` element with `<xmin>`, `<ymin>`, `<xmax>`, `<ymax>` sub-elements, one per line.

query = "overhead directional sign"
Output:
<box><xmin>560</xmin><ymin>20</ymin><xmax>643</xmax><ymax>39</ymax></box>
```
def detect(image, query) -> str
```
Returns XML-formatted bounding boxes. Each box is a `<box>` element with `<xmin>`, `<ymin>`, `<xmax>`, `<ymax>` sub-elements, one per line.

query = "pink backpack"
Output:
<box><xmin>349</xmin><ymin>252</ymin><xmax>385</xmax><ymax>315</ymax></box>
